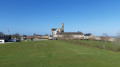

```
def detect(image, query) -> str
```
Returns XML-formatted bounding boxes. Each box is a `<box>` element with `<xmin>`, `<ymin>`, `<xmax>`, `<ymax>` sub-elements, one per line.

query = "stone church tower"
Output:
<box><xmin>61</xmin><ymin>23</ymin><xmax>64</xmax><ymax>32</ymax></box>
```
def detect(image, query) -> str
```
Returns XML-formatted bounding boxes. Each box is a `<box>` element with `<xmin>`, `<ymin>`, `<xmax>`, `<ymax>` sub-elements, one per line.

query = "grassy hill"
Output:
<box><xmin>0</xmin><ymin>40</ymin><xmax>120</xmax><ymax>67</ymax></box>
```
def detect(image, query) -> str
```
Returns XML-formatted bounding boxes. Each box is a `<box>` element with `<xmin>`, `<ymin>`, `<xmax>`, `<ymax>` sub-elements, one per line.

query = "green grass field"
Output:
<box><xmin>63</xmin><ymin>39</ymin><xmax>120</xmax><ymax>51</ymax></box>
<box><xmin>0</xmin><ymin>40</ymin><xmax>120</xmax><ymax>67</ymax></box>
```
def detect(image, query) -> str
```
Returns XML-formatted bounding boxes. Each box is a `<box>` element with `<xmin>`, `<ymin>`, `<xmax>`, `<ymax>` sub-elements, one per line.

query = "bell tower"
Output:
<box><xmin>61</xmin><ymin>23</ymin><xmax>64</xmax><ymax>32</ymax></box>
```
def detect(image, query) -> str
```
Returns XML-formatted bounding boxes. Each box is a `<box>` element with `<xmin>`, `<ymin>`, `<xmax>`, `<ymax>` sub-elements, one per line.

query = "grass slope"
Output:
<box><xmin>0</xmin><ymin>40</ymin><xmax>120</xmax><ymax>67</ymax></box>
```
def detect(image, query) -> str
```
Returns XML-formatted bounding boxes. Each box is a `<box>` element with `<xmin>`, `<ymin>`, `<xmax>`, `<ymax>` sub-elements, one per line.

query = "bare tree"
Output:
<box><xmin>113</xmin><ymin>32</ymin><xmax>120</xmax><ymax>51</ymax></box>
<box><xmin>116</xmin><ymin>32</ymin><xmax>120</xmax><ymax>41</ymax></box>
<box><xmin>102</xmin><ymin>33</ymin><xmax>108</xmax><ymax>49</ymax></box>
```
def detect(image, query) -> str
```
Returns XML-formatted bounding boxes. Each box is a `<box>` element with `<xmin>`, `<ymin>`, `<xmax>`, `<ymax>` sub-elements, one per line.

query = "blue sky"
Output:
<box><xmin>0</xmin><ymin>0</ymin><xmax>120</xmax><ymax>36</ymax></box>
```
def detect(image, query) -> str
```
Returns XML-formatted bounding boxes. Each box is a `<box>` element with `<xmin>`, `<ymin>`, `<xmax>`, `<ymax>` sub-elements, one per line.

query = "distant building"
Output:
<box><xmin>21</xmin><ymin>34</ymin><xmax>49</xmax><ymax>41</ymax></box>
<box><xmin>51</xmin><ymin>23</ymin><xmax>84</xmax><ymax>39</ymax></box>
<box><xmin>84</xmin><ymin>33</ymin><xmax>94</xmax><ymax>39</ymax></box>
<box><xmin>94</xmin><ymin>37</ymin><xmax>101</xmax><ymax>40</ymax></box>
<box><xmin>33</xmin><ymin>35</ymin><xmax>49</xmax><ymax>41</ymax></box>
<box><xmin>94</xmin><ymin>36</ymin><xmax>116</xmax><ymax>42</ymax></box>
<box><xmin>108</xmin><ymin>38</ymin><xmax>116</xmax><ymax>42</ymax></box>
<box><xmin>57</xmin><ymin>32</ymin><xmax>84</xmax><ymax>39</ymax></box>
<box><xmin>51</xmin><ymin>23</ymin><xmax>64</xmax><ymax>37</ymax></box>
<box><xmin>0</xmin><ymin>39</ymin><xmax>5</xmax><ymax>43</ymax></box>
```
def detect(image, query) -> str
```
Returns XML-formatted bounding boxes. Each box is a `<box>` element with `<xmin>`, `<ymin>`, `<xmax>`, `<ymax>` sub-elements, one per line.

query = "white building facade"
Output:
<box><xmin>0</xmin><ymin>39</ymin><xmax>5</xmax><ymax>43</ymax></box>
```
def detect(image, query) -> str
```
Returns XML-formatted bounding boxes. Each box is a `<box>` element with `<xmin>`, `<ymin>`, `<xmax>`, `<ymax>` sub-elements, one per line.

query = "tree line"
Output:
<box><xmin>0</xmin><ymin>32</ymin><xmax>20</xmax><ymax>39</ymax></box>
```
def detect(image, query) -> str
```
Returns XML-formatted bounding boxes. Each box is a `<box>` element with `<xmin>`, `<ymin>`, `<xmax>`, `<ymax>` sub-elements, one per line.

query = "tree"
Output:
<box><xmin>33</xmin><ymin>33</ymin><xmax>37</xmax><ymax>36</ymax></box>
<box><xmin>102</xmin><ymin>33</ymin><xmax>108</xmax><ymax>49</ymax></box>
<box><xmin>45</xmin><ymin>34</ymin><xmax>48</xmax><ymax>36</ymax></box>
<box><xmin>11</xmin><ymin>33</ymin><xmax>20</xmax><ymax>40</ymax></box>
<box><xmin>116</xmin><ymin>32</ymin><xmax>120</xmax><ymax>41</ymax></box>
<box><xmin>113</xmin><ymin>32</ymin><xmax>120</xmax><ymax>51</ymax></box>
<box><xmin>0</xmin><ymin>32</ymin><xmax>4</xmax><ymax>37</ymax></box>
